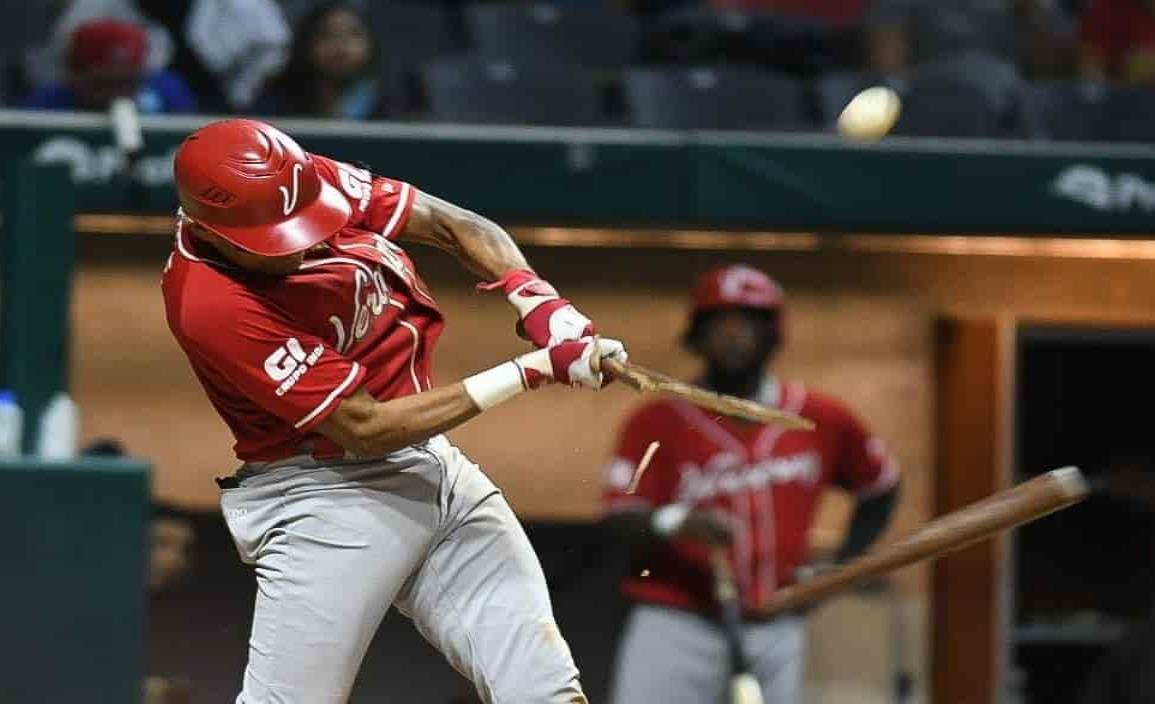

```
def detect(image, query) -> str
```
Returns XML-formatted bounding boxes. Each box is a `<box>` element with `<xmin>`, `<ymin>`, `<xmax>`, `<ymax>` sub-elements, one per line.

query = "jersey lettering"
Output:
<box><xmin>674</xmin><ymin>450</ymin><xmax>821</xmax><ymax>503</ymax></box>
<box><xmin>336</xmin><ymin>162</ymin><xmax>373</xmax><ymax>212</ymax></box>
<box><xmin>265</xmin><ymin>337</ymin><xmax>324</xmax><ymax>396</ymax></box>
<box><xmin>329</xmin><ymin>267</ymin><xmax>391</xmax><ymax>354</ymax></box>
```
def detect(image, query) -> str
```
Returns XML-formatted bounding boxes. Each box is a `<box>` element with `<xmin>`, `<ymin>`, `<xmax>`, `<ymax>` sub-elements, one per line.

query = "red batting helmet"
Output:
<box><xmin>690</xmin><ymin>265</ymin><xmax>784</xmax><ymax>313</ymax></box>
<box><xmin>174</xmin><ymin>119</ymin><xmax>352</xmax><ymax>256</ymax></box>
<box><xmin>684</xmin><ymin>264</ymin><xmax>785</xmax><ymax>347</ymax></box>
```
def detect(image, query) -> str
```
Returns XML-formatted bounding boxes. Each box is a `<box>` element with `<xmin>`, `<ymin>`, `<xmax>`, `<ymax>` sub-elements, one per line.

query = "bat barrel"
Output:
<box><xmin>760</xmin><ymin>467</ymin><xmax>1088</xmax><ymax>617</ymax></box>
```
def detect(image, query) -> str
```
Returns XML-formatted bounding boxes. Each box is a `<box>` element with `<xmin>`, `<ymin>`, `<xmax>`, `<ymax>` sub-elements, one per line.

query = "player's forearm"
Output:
<box><xmin>319</xmin><ymin>385</ymin><xmax>481</xmax><ymax>457</ymax></box>
<box><xmin>834</xmin><ymin>484</ymin><xmax>900</xmax><ymax>563</ymax></box>
<box><xmin>401</xmin><ymin>191</ymin><xmax>528</xmax><ymax>280</ymax></box>
<box><xmin>320</xmin><ymin>339</ymin><xmax>622</xmax><ymax>457</ymax></box>
<box><xmin>444</xmin><ymin>209</ymin><xmax>528</xmax><ymax>281</ymax></box>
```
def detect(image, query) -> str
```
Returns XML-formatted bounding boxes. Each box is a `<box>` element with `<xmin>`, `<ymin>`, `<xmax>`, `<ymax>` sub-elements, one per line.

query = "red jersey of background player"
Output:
<box><xmin>162</xmin><ymin>155</ymin><xmax>442</xmax><ymax>462</ymax></box>
<box><xmin>604</xmin><ymin>380</ymin><xmax>898</xmax><ymax>614</ymax></box>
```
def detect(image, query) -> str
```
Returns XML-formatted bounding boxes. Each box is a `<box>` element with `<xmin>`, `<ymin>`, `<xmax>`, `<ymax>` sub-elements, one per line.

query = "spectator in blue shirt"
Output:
<box><xmin>24</xmin><ymin>19</ymin><xmax>196</xmax><ymax>114</ymax></box>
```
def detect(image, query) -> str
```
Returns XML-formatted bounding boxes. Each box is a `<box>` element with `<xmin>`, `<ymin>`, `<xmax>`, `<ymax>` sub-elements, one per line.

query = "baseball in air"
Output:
<box><xmin>837</xmin><ymin>86</ymin><xmax>901</xmax><ymax>142</ymax></box>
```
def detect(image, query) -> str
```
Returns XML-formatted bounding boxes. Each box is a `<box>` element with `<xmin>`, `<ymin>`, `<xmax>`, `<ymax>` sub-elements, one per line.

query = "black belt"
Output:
<box><xmin>215</xmin><ymin>475</ymin><xmax>240</xmax><ymax>490</ymax></box>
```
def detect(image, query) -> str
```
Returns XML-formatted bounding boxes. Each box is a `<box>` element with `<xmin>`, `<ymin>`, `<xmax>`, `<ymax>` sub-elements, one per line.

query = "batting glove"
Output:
<box><xmin>480</xmin><ymin>269</ymin><xmax>594</xmax><ymax>347</ymax></box>
<box><xmin>516</xmin><ymin>337</ymin><xmax>627</xmax><ymax>390</ymax></box>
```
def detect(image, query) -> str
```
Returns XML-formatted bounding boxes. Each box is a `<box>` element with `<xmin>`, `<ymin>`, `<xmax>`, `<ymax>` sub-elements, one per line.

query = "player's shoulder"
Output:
<box><xmin>782</xmin><ymin>380</ymin><xmax>859</xmax><ymax>425</ymax></box>
<box><xmin>163</xmin><ymin>256</ymin><xmax>264</xmax><ymax>341</ymax></box>
<box><xmin>618</xmin><ymin>398</ymin><xmax>690</xmax><ymax>435</ymax></box>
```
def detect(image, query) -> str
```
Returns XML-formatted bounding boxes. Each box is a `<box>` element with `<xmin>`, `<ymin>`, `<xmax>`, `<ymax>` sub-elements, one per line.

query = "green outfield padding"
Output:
<box><xmin>2</xmin><ymin>111</ymin><xmax>1155</xmax><ymax>232</ymax></box>
<box><xmin>0</xmin><ymin>458</ymin><xmax>150</xmax><ymax>703</ymax></box>
<box><xmin>0</xmin><ymin>161</ymin><xmax>75</xmax><ymax>451</ymax></box>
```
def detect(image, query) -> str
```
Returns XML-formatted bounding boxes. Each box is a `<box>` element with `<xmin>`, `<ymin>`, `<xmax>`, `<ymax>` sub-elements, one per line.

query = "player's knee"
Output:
<box><xmin>490</xmin><ymin>680</ymin><xmax>585</xmax><ymax>704</ymax></box>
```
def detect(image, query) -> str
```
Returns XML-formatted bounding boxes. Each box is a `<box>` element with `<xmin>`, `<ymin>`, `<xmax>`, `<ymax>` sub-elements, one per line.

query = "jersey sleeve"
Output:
<box><xmin>830</xmin><ymin>402</ymin><xmax>900</xmax><ymax>498</ymax></box>
<box><xmin>312</xmin><ymin>154</ymin><xmax>416</xmax><ymax>241</ymax></box>
<box><xmin>603</xmin><ymin>404</ymin><xmax>679</xmax><ymax>515</ymax></box>
<box><xmin>177</xmin><ymin>292</ymin><xmax>366</xmax><ymax>433</ymax></box>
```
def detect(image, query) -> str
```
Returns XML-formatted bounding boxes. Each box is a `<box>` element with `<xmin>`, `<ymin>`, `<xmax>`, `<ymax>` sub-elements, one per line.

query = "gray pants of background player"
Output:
<box><xmin>609</xmin><ymin>604</ymin><xmax>805</xmax><ymax>704</ymax></box>
<box><xmin>220</xmin><ymin>435</ymin><xmax>585</xmax><ymax>704</ymax></box>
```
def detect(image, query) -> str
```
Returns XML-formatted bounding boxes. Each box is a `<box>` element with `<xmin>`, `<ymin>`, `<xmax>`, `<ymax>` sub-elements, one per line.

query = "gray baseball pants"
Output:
<box><xmin>609</xmin><ymin>604</ymin><xmax>804</xmax><ymax>704</ymax></box>
<box><xmin>220</xmin><ymin>435</ymin><xmax>586</xmax><ymax>703</ymax></box>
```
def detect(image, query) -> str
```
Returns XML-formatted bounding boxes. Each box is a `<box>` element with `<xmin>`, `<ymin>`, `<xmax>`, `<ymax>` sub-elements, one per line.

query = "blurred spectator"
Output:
<box><xmin>23</xmin><ymin>19</ymin><xmax>196</xmax><ymax>113</ymax></box>
<box><xmin>253</xmin><ymin>2</ymin><xmax>385</xmax><ymax>119</ymax></box>
<box><xmin>151</xmin><ymin>502</ymin><xmax>197</xmax><ymax>591</ymax></box>
<box><xmin>1079</xmin><ymin>0</ymin><xmax>1155</xmax><ymax>82</ymax></box>
<box><xmin>136</xmin><ymin>0</ymin><xmax>291</xmax><ymax>111</ymax></box>
<box><xmin>867</xmin><ymin>0</ymin><xmax>1074</xmax><ymax>77</ymax></box>
<box><xmin>35</xmin><ymin>0</ymin><xmax>174</xmax><ymax>89</ymax></box>
<box><xmin>45</xmin><ymin>0</ymin><xmax>289</xmax><ymax>111</ymax></box>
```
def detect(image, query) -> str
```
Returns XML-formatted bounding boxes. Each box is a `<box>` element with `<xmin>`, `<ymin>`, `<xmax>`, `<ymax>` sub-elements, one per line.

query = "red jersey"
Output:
<box><xmin>162</xmin><ymin>155</ymin><xmax>443</xmax><ymax>462</ymax></box>
<box><xmin>603</xmin><ymin>380</ymin><xmax>898</xmax><ymax>614</ymax></box>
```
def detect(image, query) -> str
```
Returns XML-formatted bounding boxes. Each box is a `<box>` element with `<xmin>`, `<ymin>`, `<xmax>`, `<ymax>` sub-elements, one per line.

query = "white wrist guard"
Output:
<box><xmin>651</xmin><ymin>504</ymin><xmax>691</xmax><ymax>538</ymax></box>
<box><xmin>462</xmin><ymin>361</ymin><xmax>526</xmax><ymax>411</ymax></box>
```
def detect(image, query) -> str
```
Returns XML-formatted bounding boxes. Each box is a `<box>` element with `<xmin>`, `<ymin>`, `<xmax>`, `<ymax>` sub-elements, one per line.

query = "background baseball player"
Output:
<box><xmin>162</xmin><ymin>118</ymin><xmax>626</xmax><ymax>703</ymax></box>
<box><xmin>603</xmin><ymin>264</ymin><xmax>900</xmax><ymax>704</ymax></box>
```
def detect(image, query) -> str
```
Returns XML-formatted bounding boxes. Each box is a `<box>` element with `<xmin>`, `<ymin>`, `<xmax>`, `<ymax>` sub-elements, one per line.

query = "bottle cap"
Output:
<box><xmin>0</xmin><ymin>390</ymin><xmax>16</xmax><ymax>404</ymax></box>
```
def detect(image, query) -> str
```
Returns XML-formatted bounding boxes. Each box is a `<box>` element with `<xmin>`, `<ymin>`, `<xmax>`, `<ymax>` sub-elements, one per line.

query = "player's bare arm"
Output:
<box><xmin>401</xmin><ymin>190</ymin><xmax>596</xmax><ymax>347</ymax></box>
<box><xmin>400</xmin><ymin>190</ymin><xmax>528</xmax><ymax>280</ymax></box>
<box><xmin>317</xmin><ymin>385</ymin><xmax>480</xmax><ymax>457</ymax></box>
<box><xmin>317</xmin><ymin>337</ymin><xmax>627</xmax><ymax>457</ymax></box>
<box><xmin>833</xmin><ymin>482</ymin><xmax>900</xmax><ymax>564</ymax></box>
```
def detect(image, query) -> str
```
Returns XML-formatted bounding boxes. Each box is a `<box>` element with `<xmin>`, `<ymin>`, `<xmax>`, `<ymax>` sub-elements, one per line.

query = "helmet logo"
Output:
<box><xmin>199</xmin><ymin>185</ymin><xmax>236</xmax><ymax>206</ymax></box>
<box><xmin>278</xmin><ymin>163</ymin><xmax>304</xmax><ymax>216</ymax></box>
<box><xmin>720</xmin><ymin>266</ymin><xmax>765</xmax><ymax>299</ymax></box>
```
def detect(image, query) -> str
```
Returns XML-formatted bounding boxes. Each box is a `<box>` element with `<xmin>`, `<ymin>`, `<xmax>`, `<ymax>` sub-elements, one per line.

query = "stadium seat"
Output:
<box><xmin>892</xmin><ymin>76</ymin><xmax>1002</xmax><ymax>138</ymax></box>
<box><xmin>901</xmin><ymin>2</ymin><xmax>1017</xmax><ymax>65</ymax></box>
<box><xmin>622</xmin><ymin>65</ymin><xmax>808</xmax><ymax>130</ymax></box>
<box><xmin>910</xmin><ymin>50</ymin><xmax>1022</xmax><ymax>118</ymax></box>
<box><xmin>0</xmin><ymin>0</ymin><xmax>56</xmax><ymax>57</ymax></box>
<box><xmin>368</xmin><ymin>2</ymin><xmax>459</xmax><ymax>113</ymax></box>
<box><xmin>1018</xmin><ymin>80</ymin><xmax>1109</xmax><ymax>142</ymax></box>
<box><xmin>1102</xmin><ymin>84</ymin><xmax>1155</xmax><ymax>143</ymax></box>
<box><xmin>421</xmin><ymin>55</ymin><xmax>600</xmax><ymax>125</ymax></box>
<box><xmin>465</xmin><ymin>2</ymin><xmax>639</xmax><ymax>71</ymax></box>
<box><xmin>642</xmin><ymin>7</ymin><xmax>857</xmax><ymax>74</ymax></box>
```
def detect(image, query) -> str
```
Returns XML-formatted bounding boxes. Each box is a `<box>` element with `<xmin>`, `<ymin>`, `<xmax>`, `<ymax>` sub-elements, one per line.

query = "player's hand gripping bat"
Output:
<box><xmin>710</xmin><ymin>547</ymin><xmax>765</xmax><ymax>704</ymax></box>
<box><xmin>756</xmin><ymin>467</ymin><xmax>1088</xmax><ymax>617</ymax></box>
<box><xmin>598</xmin><ymin>357</ymin><xmax>814</xmax><ymax>430</ymax></box>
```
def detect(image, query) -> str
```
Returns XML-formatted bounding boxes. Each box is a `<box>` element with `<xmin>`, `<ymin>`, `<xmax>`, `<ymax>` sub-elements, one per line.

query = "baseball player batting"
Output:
<box><xmin>603</xmin><ymin>265</ymin><xmax>901</xmax><ymax>704</ymax></box>
<box><xmin>161</xmin><ymin>119</ymin><xmax>625</xmax><ymax>703</ymax></box>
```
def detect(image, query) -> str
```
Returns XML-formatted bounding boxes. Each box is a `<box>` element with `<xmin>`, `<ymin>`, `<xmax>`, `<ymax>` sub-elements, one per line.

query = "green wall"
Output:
<box><xmin>2</xmin><ymin>110</ymin><xmax>1153</xmax><ymax>233</ymax></box>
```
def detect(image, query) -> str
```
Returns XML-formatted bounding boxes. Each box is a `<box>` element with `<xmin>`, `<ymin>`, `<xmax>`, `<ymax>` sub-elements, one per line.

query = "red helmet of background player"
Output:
<box><xmin>690</xmin><ymin>265</ymin><xmax>784</xmax><ymax>312</ymax></box>
<box><xmin>685</xmin><ymin>264</ymin><xmax>786</xmax><ymax>345</ymax></box>
<box><xmin>173</xmin><ymin>119</ymin><xmax>352</xmax><ymax>256</ymax></box>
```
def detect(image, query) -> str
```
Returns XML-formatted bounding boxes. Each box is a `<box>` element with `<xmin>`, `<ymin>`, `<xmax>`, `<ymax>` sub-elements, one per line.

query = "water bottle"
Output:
<box><xmin>36</xmin><ymin>392</ymin><xmax>78</xmax><ymax>460</ymax></box>
<box><xmin>0</xmin><ymin>390</ymin><xmax>22</xmax><ymax>457</ymax></box>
